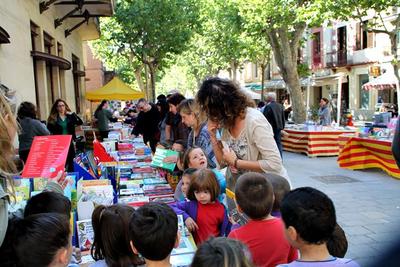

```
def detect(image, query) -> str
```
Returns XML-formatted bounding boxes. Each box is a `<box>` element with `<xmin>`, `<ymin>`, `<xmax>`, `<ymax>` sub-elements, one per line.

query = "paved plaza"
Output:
<box><xmin>283</xmin><ymin>151</ymin><xmax>400</xmax><ymax>266</ymax></box>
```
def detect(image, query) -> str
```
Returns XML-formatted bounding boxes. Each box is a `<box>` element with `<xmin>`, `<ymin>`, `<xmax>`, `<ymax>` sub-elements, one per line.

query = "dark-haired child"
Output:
<box><xmin>266</xmin><ymin>173</ymin><xmax>290</xmax><ymax>218</ymax></box>
<box><xmin>171</xmin><ymin>169</ymin><xmax>230</xmax><ymax>244</ymax></box>
<box><xmin>129</xmin><ymin>202</ymin><xmax>180</xmax><ymax>267</ymax></box>
<box><xmin>228</xmin><ymin>172</ymin><xmax>297</xmax><ymax>267</ymax></box>
<box><xmin>192</xmin><ymin>237</ymin><xmax>254</xmax><ymax>267</ymax></box>
<box><xmin>24</xmin><ymin>191</ymin><xmax>71</xmax><ymax>218</ymax></box>
<box><xmin>90</xmin><ymin>204</ymin><xmax>144</xmax><ymax>267</ymax></box>
<box><xmin>8</xmin><ymin>213</ymin><xmax>72</xmax><ymax>267</ymax></box>
<box><xmin>277</xmin><ymin>187</ymin><xmax>359</xmax><ymax>267</ymax></box>
<box><xmin>174</xmin><ymin>168</ymin><xmax>197</xmax><ymax>201</ymax></box>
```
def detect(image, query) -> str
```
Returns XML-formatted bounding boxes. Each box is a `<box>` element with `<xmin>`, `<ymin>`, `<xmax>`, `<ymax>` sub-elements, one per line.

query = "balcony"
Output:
<box><xmin>326</xmin><ymin>50</ymin><xmax>350</xmax><ymax>68</ymax></box>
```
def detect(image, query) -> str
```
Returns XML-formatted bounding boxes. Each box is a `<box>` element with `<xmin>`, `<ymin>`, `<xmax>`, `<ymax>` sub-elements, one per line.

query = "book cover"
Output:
<box><xmin>22</xmin><ymin>135</ymin><xmax>72</xmax><ymax>178</ymax></box>
<box><xmin>150</xmin><ymin>148</ymin><xmax>179</xmax><ymax>172</ymax></box>
<box><xmin>76</xmin><ymin>219</ymin><xmax>94</xmax><ymax>251</ymax></box>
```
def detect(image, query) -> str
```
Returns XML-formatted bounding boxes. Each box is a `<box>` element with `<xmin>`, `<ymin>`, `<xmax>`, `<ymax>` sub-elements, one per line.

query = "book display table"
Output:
<box><xmin>337</xmin><ymin>135</ymin><xmax>400</xmax><ymax>179</ymax></box>
<box><xmin>282</xmin><ymin>129</ymin><xmax>355</xmax><ymax>157</ymax></box>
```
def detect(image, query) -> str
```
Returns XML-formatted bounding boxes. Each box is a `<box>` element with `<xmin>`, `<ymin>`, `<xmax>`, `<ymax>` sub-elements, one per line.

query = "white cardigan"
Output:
<box><xmin>221</xmin><ymin>107</ymin><xmax>290</xmax><ymax>182</ymax></box>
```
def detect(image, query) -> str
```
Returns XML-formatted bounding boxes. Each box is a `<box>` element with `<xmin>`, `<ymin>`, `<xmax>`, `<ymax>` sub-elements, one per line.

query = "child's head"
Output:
<box><xmin>183</xmin><ymin>147</ymin><xmax>208</xmax><ymax>169</ymax></box>
<box><xmin>187</xmin><ymin>169</ymin><xmax>220</xmax><ymax>204</ymax></box>
<box><xmin>235</xmin><ymin>172</ymin><xmax>274</xmax><ymax>220</ymax></box>
<box><xmin>327</xmin><ymin>223</ymin><xmax>348</xmax><ymax>258</ymax></box>
<box><xmin>91</xmin><ymin>204</ymin><xmax>142</xmax><ymax>266</ymax></box>
<box><xmin>172</xmin><ymin>139</ymin><xmax>186</xmax><ymax>152</ymax></box>
<box><xmin>129</xmin><ymin>202</ymin><xmax>179</xmax><ymax>262</ymax></box>
<box><xmin>24</xmin><ymin>191</ymin><xmax>72</xmax><ymax>218</ymax></box>
<box><xmin>281</xmin><ymin>187</ymin><xmax>336</xmax><ymax>247</ymax></box>
<box><xmin>191</xmin><ymin>237</ymin><xmax>254</xmax><ymax>267</ymax></box>
<box><xmin>12</xmin><ymin>213</ymin><xmax>72</xmax><ymax>267</ymax></box>
<box><xmin>266</xmin><ymin>173</ymin><xmax>290</xmax><ymax>212</ymax></box>
<box><xmin>181</xmin><ymin>168</ymin><xmax>197</xmax><ymax>197</ymax></box>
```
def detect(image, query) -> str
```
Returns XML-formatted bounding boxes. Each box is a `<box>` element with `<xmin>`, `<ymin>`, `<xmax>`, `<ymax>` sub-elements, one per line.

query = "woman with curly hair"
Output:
<box><xmin>196</xmin><ymin>77</ymin><xmax>289</xmax><ymax>208</ymax></box>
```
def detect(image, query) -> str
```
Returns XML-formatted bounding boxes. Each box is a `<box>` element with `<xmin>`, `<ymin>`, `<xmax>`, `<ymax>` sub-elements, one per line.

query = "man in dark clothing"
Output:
<box><xmin>132</xmin><ymin>98</ymin><xmax>161</xmax><ymax>152</ymax></box>
<box><xmin>263</xmin><ymin>92</ymin><xmax>285</xmax><ymax>158</ymax></box>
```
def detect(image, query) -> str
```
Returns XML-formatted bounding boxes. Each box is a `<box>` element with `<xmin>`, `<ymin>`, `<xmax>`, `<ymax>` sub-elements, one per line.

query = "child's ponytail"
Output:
<box><xmin>91</xmin><ymin>204</ymin><xmax>107</xmax><ymax>261</ymax></box>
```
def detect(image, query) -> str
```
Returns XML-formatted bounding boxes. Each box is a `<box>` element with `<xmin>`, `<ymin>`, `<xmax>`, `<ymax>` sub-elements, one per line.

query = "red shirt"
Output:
<box><xmin>194</xmin><ymin>201</ymin><xmax>225</xmax><ymax>244</ymax></box>
<box><xmin>228</xmin><ymin>218</ymin><xmax>298</xmax><ymax>267</ymax></box>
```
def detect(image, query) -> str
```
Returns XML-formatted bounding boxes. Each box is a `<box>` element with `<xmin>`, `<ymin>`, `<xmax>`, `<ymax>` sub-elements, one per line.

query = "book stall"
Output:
<box><xmin>282</xmin><ymin>124</ymin><xmax>356</xmax><ymax>157</ymax></box>
<box><xmin>337</xmin><ymin>117</ymin><xmax>400</xmax><ymax>179</ymax></box>
<box><xmin>13</xmin><ymin>131</ymin><xmax>196</xmax><ymax>266</ymax></box>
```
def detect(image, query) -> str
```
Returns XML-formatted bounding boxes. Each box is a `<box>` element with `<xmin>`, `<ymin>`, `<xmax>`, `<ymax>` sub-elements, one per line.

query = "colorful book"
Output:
<box><xmin>151</xmin><ymin>148</ymin><xmax>179</xmax><ymax>172</ymax></box>
<box><xmin>76</xmin><ymin>219</ymin><xmax>94</xmax><ymax>251</ymax></box>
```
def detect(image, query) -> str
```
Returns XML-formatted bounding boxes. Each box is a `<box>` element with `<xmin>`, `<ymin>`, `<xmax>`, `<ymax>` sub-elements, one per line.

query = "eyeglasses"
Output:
<box><xmin>57</xmin><ymin>104</ymin><xmax>65</xmax><ymax>107</ymax></box>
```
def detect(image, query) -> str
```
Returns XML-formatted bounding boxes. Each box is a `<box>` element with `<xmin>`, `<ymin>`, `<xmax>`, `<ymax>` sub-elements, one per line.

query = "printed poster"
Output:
<box><xmin>22</xmin><ymin>135</ymin><xmax>72</xmax><ymax>178</ymax></box>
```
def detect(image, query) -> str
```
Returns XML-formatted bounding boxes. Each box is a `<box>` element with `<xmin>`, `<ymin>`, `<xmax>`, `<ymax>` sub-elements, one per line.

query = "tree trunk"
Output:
<box><xmin>144</xmin><ymin>64</ymin><xmax>149</xmax><ymax>100</ymax></box>
<box><xmin>148</xmin><ymin>63</ymin><xmax>157</xmax><ymax>102</ymax></box>
<box><xmin>266</xmin><ymin>26</ymin><xmax>307</xmax><ymax>123</ymax></box>
<box><xmin>390</xmin><ymin>33</ymin><xmax>400</xmax><ymax>108</ymax></box>
<box><xmin>260</xmin><ymin>63</ymin><xmax>266</xmax><ymax>101</ymax></box>
<box><xmin>231</xmin><ymin>61</ymin><xmax>238</xmax><ymax>82</ymax></box>
<box><xmin>134</xmin><ymin>65</ymin><xmax>145</xmax><ymax>93</ymax></box>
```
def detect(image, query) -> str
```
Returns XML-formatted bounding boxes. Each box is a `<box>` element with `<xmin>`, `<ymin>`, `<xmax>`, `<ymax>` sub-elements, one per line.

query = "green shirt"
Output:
<box><xmin>96</xmin><ymin>109</ymin><xmax>113</xmax><ymax>131</ymax></box>
<box><xmin>58</xmin><ymin>118</ymin><xmax>68</xmax><ymax>135</ymax></box>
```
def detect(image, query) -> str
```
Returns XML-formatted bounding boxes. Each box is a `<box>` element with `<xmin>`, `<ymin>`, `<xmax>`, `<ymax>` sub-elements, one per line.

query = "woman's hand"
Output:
<box><xmin>163</xmin><ymin>155</ymin><xmax>178</xmax><ymax>163</ymax></box>
<box><xmin>222</xmin><ymin>147</ymin><xmax>237</xmax><ymax>166</ymax></box>
<box><xmin>207</xmin><ymin>120</ymin><xmax>219</xmax><ymax>139</ymax></box>
<box><xmin>185</xmin><ymin>217</ymin><xmax>199</xmax><ymax>232</ymax></box>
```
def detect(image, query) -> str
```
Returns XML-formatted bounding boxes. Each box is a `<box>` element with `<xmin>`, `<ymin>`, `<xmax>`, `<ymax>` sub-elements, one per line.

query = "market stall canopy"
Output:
<box><xmin>86</xmin><ymin>77</ymin><xmax>145</xmax><ymax>101</ymax></box>
<box><xmin>362</xmin><ymin>72</ymin><xmax>398</xmax><ymax>90</ymax></box>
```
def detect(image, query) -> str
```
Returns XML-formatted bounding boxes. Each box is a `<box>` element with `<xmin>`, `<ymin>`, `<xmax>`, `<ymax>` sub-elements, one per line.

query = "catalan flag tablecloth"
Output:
<box><xmin>337</xmin><ymin>135</ymin><xmax>400</xmax><ymax>179</ymax></box>
<box><xmin>282</xmin><ymin>129</ymin><xmax>355</xmax><ymax>157</ymax></box>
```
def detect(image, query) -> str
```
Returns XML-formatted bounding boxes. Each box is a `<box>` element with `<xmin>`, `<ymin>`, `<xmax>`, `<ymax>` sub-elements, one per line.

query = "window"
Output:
<box><xmin>30</xmin><ymin>21</ymin><xmax>41</xmax><ymax>117</ymax></box>
<box><xmin>254</xmin><ymin>63</ymin><xmax>258</xmax><ymax>78</ymax></box>
<box><xmin>312</xmin><ymin>32</ymin><xmax>321</xmax><ymax>66</ymax></box>
<box><xmin>72</xmin><ymin>54</ymin><xmax>81</xmax><ymax>113</ymax></box>
<box><xmin>359</xmin><ymin>74</ymin><xmax>369</xmax><ymax>109</ymax></box>
<box><xmin>356</xmin><ymin>21</ymin><xmax>374</xmax><ymax>50</ymax></box>
<box><xmin>337</xmin><ymin>26</ymin><xmax>347</xmax><ymax>65</ymax></box>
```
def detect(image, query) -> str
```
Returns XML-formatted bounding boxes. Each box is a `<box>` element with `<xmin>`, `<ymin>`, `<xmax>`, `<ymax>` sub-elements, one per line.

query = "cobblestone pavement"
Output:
<box><xmin>283</xmin><ymin>151</ymin><xmax>400</xmax><ymax>266</ymax></box>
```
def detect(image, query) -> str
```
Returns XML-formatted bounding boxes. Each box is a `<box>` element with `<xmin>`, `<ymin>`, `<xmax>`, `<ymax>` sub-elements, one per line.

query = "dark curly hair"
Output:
<box><xmin>196</xmin><ymin>77</ymin><xmax>255</xmax><ymax>129</ymax></box>
<box><xmin>17</xmin><ymin>101</ymin><xmax>37</xmax><ymax>120</ymax></box>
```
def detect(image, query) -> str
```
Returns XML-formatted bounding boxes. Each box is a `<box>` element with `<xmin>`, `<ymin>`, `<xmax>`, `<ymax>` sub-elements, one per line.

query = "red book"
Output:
<box><xmin>22</xmin><ymin>135</ymin><xmax>72</xmax><ymax>178</ymax></box>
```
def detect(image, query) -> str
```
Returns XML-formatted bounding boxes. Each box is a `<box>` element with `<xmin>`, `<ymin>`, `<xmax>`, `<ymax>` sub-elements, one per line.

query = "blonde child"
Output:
<box><xmin>174</xmin><ymin>147</ymin><xmax>226</xmax><ymax>202</ymax></box>
<box><xmin>171</xmin><ymin>169</ymin><xmax>231</xmax><ymax>244</ymax></box>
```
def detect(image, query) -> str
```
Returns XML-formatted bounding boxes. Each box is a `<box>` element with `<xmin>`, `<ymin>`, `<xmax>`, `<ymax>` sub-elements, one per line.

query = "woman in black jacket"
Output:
<box><xmin>47</xmin><ymin>99</ymin><xmax>83</xmax><ymax>171</ymax></box>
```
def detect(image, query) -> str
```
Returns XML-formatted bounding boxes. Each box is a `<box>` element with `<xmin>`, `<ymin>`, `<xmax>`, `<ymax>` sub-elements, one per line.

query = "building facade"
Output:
<box><xmin>240</xmin><ymin>9</ymin><xmax>400</xmax><ymax>121</ymax></box>
<box><xmin>0</xmin><ymin>0</ymin><xmax>113</xmax><ymax>119</ymax></box>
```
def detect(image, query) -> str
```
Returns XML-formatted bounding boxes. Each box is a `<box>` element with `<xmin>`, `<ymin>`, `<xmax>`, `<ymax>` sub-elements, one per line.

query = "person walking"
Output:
<box><xmin>263</xmin><ymin>92</ymin><xmax>285</xmax><ymax>158</ymax></box>
<box><xmin>132</xmin><ymin>98</ymin><xmax>161</xmax><ymax>152</ymax></box>
<box><xmin>47</xmin><ymin>99</ymin><xmax>83</xmax><ymax>171</ymax></box>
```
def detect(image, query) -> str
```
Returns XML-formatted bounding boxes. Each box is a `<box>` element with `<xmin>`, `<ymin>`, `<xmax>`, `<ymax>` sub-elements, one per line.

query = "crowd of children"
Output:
<box><xmin>0</xmin><ymin>171</ymin><xmax>361</xmax><ymax>267</ymax></box>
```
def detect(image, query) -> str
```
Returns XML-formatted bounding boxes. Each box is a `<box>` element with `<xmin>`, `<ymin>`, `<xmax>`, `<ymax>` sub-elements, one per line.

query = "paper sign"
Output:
<box><xmin>22</xmin><ymin>135</ymin><xmax>72</xmax><ymax>178</ymax></box>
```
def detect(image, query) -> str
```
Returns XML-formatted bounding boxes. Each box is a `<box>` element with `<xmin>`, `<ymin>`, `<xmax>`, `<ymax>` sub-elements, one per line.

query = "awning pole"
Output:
<box><xmin>337</xmin><ymin>76</ymin><xmax>343</xmax><ymax>125</ymax></box>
